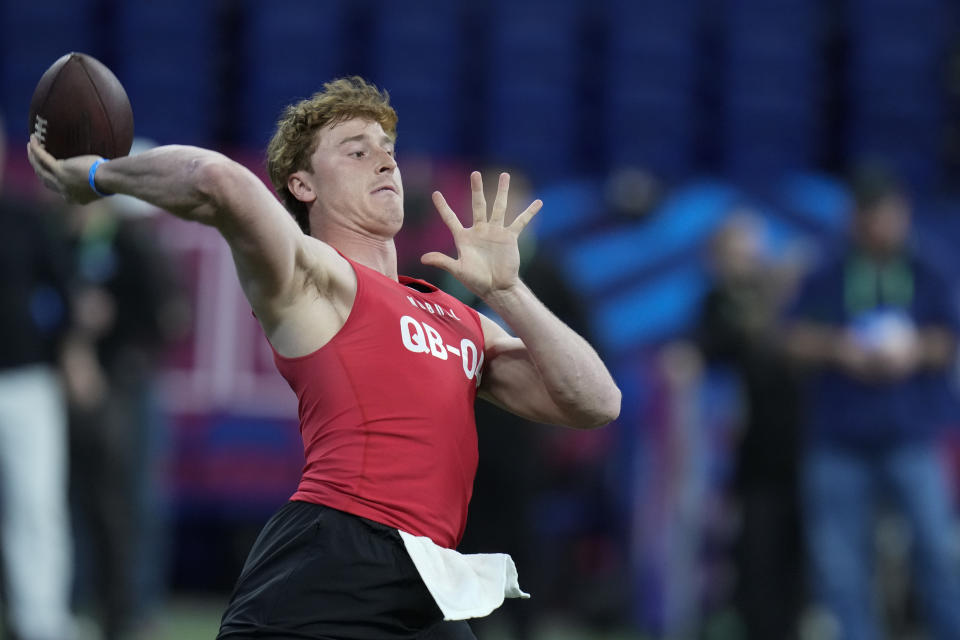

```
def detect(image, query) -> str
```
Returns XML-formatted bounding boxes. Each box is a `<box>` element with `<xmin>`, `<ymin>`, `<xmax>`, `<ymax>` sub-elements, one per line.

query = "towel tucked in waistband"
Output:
<box><xmin>398</xmin><ymin>530</ymin><xmax>530</xmax><ymax>621</ymax></box>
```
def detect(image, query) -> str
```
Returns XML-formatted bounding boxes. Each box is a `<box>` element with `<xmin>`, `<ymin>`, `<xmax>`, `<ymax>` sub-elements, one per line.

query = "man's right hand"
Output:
<box><xmin>834</xmin><ymin>334</ymin><xmax>878</xmax><ymax>382</ymax></box>
<box><xmin>835</xmin><ymin>332</ymin><xmax>920</xmax><ymax>383</ymax></box>
<box><xmin>27</xmin><ymin>134</ymin><xmax>102</xmax><ymax>204</ymax></box>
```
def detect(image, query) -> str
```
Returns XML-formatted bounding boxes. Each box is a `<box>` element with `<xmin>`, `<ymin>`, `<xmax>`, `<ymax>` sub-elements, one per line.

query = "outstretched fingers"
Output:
<box><xmin>420</xmin><ymin>250</ymin><xmax>458</xmax><ymax>274</ymax></box>
<box><xmin>431</xmin><ymin>190</ymin><xmax>465</xmax><ymax>234</ymax></box>
<box><xmin>510</xmin><ymin>199</ymin><xmax>543</xmax><ymax>234</ymax></box>
<box><xmin>27</xmin><ymin>137</ymin><xmax>63</xmax><ymax>195</ymax></box>
<box><xmin>489</xmin><ymin>172</ymin><xmax>510</xmax><ymax>225</ymax></box>
<box><xmin>28</xmin><ymin>135</ymin><xmax>55</xmax><ymax>171</ymax></box>
<box><xmin>470</xmin><ymin>171</ymin><xmax>487</xmax><ymax>225</ymax></box>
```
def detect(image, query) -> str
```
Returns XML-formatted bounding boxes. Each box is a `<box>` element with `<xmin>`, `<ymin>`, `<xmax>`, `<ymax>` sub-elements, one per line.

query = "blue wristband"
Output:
<box><xmin>88</xmin><ymin>158</ymin><xmax>111</xmax><ymax>197</ymax></box>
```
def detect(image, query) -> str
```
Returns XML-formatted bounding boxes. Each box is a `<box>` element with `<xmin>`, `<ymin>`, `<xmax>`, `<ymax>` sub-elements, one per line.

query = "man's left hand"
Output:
<box><xmin>421</xmin><ymin>171</ymin><xmax>542</xmax><ymax>300</ymax></box>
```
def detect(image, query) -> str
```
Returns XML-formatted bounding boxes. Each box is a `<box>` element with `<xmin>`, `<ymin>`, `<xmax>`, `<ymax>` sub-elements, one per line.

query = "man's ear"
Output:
<box><xmin>288</xmin><ymin>171</ymin><xmax>317</xmax><ymax>205</ymax></box>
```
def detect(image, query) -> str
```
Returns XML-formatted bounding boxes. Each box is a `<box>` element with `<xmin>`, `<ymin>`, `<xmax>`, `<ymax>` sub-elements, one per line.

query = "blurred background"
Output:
<box><xmin>2</xmin><ymin>1</ymin><xmax>960</xmax><ymax>639</ymax></box>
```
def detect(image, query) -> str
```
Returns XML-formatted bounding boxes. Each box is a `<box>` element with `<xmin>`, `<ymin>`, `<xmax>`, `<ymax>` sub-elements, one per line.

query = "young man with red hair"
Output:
<box><xmin>29</xmin><ymin>77</ymin><xmax>620</xmax><ymax>639</ymax></box>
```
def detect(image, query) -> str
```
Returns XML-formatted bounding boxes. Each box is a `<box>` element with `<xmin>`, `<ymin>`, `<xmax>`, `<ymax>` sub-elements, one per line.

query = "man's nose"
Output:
<box><xmin>376</xmin><ymin>148</ymin><xmax>396</xmax><ymax>173</ymax></box>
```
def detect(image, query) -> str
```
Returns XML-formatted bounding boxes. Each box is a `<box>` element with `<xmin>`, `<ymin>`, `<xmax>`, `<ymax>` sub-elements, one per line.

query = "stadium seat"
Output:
<box><xmin>604</xmin><ymin>1</ymin><xmax>701</xmax><ymax>179</ymax></box>
<box><xmin>0</xmin><ymin>0</ymin><xmax>97</xmax><ymax>138</ymax></box>
<box><xmin>240</xmin><ymin>0</ymin><xmax>347</xmax><ymax>149</ymax></box>
<box><xmin>368</xmin><ymin>0</ymin><xmax>463</xmax><ymax>156</ymax></box>
<box><xmin>484</xmin><ymin>0</ymin><xmax>581</xmax><ymax>180</ymax></box>
<box><xmin>115</xmin><ymin>2</ymin><xmax>218</xmax><ymax>145</ymax></box>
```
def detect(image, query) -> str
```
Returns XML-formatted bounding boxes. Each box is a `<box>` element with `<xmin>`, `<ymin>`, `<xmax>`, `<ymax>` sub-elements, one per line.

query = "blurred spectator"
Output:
<box><xmin>785</xmin><ymin>168</ymin><xmax>960</xmax><ymax>640</ymax></box>
<box><xmin>603</xmin><ymin>166</ymin><xmax>663</xmax><ymax>221</ymax></box>
<box><xmin>0</xmin><ymin>116</ymin><xmax>76</xmax><ymax>639</ymax></box>
<box><xmin>65</xmin><ymin>186</ymin><xmax>188</xmax><ymax>640</ymax></box>
<box><xmin>696</xmin><ymin>212</ymin><xmax>806</xmax><ymax>639</ymax></box>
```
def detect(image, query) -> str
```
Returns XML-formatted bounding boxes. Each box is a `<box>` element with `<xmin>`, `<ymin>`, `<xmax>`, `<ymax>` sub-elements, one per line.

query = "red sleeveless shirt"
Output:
<box><xmin>273</xmin><ymin>257</ymin><xmax>485</xmax><ymax>549</ymax></box>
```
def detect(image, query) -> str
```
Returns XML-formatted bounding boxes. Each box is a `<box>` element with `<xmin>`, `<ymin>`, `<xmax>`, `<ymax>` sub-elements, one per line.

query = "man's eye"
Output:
<box><xmin>350</xmin><ymin>150</ymin><xmax>366</xmax><ymax>158</ymax></box>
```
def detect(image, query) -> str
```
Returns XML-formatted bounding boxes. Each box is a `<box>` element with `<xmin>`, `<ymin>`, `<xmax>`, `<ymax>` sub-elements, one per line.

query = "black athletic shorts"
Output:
<box><xmin>216</xmin><ymin>500</ymin><xmax>477</xmax><ymax>640</ymax></box>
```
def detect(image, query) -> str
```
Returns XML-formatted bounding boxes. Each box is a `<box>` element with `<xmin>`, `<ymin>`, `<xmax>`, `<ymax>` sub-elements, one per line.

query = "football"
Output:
<box><xmin>28</xmin><ymin>52</ymin><xmax>134</xmax><ymax>159</ymax></box>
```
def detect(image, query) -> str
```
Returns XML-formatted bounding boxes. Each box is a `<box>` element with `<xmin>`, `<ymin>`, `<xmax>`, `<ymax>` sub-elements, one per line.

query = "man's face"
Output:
<box><xmin>300</xmin><ymin>118</ymin><xmax>403</xmax><ymax>235</ymax></box>
<box><xmin>855</xmin><ymin>194</ymin><xmax>911</xmax><ymax>256</ymax></box>
<box><xmin>712</xmin><ymin>215</ymin><xmax>763</xmax><ymax>282</ymax></box>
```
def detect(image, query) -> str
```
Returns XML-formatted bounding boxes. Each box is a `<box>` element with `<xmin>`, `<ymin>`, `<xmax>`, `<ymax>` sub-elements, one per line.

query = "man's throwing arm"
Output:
<box><xmin>27</xmin><ymin>139</ymin><xmax>310</xmax><ymax>324</ymax></box>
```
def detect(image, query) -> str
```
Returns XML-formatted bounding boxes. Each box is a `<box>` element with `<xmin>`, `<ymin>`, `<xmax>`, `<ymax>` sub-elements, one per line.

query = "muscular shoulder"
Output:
<box><xmin>251</xmin><ymin>235</ymin><xmax>358</xmax><ymax>358</ymax></box>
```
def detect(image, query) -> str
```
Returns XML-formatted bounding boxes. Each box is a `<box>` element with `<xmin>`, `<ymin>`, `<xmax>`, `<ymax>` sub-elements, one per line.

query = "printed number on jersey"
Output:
<box><xmin>400</xmin><ymin>315</ymin><xmax>484</xmax><ymax>386</ymax></box>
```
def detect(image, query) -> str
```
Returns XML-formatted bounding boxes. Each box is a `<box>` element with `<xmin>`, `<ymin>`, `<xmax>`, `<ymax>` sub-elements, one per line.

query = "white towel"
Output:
<box><xmin>398</xmin><ymin>530</ymin><xmax>530</xmax><ymax>621</ymax></box>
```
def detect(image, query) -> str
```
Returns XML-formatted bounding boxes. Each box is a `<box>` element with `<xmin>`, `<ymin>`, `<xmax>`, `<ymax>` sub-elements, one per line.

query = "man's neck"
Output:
<box><xmin>315</xmin><ymin>224</ymin><xmax>400</xmax><ymax>281</ymax></box>
<box><xmin>855</xmin><ymin>245</ymin><xmax>905</xmax><ymax>265</ymax></box>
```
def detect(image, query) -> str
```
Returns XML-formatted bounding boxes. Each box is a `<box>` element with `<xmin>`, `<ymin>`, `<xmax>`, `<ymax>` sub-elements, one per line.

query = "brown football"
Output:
<box><xmin>28</xmin><ymin>52</ymin><xmax>134</xmax><ymax>159</ymax></box>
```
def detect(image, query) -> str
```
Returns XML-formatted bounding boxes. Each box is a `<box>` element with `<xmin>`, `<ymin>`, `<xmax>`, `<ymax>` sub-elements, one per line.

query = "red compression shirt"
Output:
<box><xmin>273</xmin><ymin>256</ymin><xmax>485</xmax><ymax>549</ymax></box>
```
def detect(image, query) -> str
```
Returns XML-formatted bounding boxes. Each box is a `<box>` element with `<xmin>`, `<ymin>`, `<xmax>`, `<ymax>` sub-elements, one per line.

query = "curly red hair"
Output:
<box><xmin>266</xmin><ymin>77</ymin><xmax>397</xmax><ymax>233</ymax></box>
